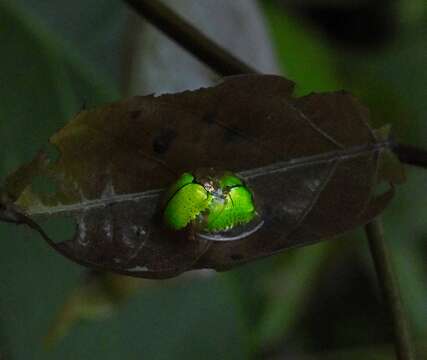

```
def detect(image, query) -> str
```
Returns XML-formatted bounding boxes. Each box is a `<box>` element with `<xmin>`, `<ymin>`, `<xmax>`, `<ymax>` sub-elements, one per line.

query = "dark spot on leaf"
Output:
<box><xmin>202</xmin><ymin>111</ymin><xmax>217</xmax><ymax>126</ymax></box>
<box><xmin>222</xmin><ymin>126</ymin><xmax>242</xmax><ymax>144</ymax></box>
<box><xmin>130</xmin><ymin>110</ymin><xmax>141</xmax><ymax>120</ymax></box>
<box><xmin>152</xmin><ymin>129</ymin><xmax>177</xmax><ymax>155</ymax></box>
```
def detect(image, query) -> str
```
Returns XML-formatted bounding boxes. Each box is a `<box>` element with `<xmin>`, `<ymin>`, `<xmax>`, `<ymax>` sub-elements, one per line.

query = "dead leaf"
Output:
<box><xmin>0</xmin><ymin>75</ymin><xmax>404</xmax><ymax>278</ymax></box>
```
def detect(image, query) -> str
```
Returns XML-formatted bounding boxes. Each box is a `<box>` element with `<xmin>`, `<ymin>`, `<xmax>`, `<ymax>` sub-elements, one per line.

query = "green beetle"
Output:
<box><xmin>162</xmin><ymin>170</ymin><xmax>256</xmax><ymax>233</ymax></box>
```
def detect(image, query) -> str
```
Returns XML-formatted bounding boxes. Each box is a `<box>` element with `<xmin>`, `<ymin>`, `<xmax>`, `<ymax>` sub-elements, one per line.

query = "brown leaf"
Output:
<box><xmin>1</xmin><ymin>75</ymin><xmax>404</xmax><ymax>278</ymax></box>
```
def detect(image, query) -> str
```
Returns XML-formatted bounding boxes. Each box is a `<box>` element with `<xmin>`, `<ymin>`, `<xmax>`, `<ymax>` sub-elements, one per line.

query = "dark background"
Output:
<box><xmin>0</xmin><ymin>0</ymin><xmax>426</xmax><ymax>358</ymax></box>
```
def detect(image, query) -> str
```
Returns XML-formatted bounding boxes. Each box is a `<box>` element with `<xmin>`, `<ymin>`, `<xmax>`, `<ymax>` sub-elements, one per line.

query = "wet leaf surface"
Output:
<box><xmin>0</xmin><ymin>75</ymin><xmax>404</xmax><ymax>278</ymax></box>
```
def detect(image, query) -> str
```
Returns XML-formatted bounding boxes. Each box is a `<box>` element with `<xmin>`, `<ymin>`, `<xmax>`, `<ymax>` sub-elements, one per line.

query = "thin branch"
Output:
<box><xmin>393</xmin><ymin>143</ymin><xmax>427</xmax><ymax>169</ymax></box>
<box><xmin>123</xmin><ymin>0</ymin><xmax>256</xmax><ymax>77</ymax></box>
<box><xmin>365</xmin><ymin>219</ymin><xmax>415</xmax><ymax>360</ymax></box>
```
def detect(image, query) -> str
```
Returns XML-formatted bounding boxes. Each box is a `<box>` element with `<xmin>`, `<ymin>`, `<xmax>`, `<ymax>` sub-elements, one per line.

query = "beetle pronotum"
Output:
<box><xmin>162</xmin><ymin>170</ymin><xmax>256</xmax><ymax>233</ymax></box>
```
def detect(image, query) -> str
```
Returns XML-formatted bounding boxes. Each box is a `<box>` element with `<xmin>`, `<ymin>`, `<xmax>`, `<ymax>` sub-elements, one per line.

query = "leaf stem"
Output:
<box><xmin>123</xmin><ymin>0</ymin><xmax>256</xmax><ymax>76</ymax></box>
<box><xmin>393</xmin><ymin>143</ymin><xmax>427</xmax><ymax>169</ymax></box>
<box><xmin>365</xmin><ymin>219</ymin><xmax>415</xmax><ymax>360</ymax></box>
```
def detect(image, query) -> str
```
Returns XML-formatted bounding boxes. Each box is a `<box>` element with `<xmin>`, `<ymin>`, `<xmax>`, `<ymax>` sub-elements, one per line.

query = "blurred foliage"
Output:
<box><xmin>0</xmin><ymin>0</ymin><xmax>426</xmax><ymax>359</ymax></box>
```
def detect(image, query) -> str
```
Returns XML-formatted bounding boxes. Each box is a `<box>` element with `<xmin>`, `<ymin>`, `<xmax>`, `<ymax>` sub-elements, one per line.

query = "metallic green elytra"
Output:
<box><xmin>205</xmin><ymin>174</ymin><xmax>255</xmax><ymax>232</ymax></box>
<box><xmin>162</xmin><ymin>170</ymin><xmax>256</xmax><ymax>233</ymax></box>
<box><xmin>162</xmin><ymin>173</ymin><xmax>212</xmax><ymax>230</ymax></box>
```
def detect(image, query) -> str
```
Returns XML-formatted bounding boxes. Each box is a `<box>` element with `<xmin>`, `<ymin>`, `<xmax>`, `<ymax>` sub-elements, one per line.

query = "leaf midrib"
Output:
<box><xmin>25</xmin><ymin>141</ymin><xmax>391</xmax><ymax>217</ymax></box>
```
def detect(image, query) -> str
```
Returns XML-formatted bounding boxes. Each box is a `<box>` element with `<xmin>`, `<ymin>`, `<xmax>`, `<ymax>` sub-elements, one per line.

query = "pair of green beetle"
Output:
<box><xmin>162</xmin><ymin>170</ymin><xmax>256</xmax><ymax>234</ymax></box>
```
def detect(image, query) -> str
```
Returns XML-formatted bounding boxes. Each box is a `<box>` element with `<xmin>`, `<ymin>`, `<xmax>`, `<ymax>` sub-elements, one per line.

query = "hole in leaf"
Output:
<box><xmin>197</xmin><ymin>216</ymin><xmax>264</xmax><ymax>242</ymax></box>
<box><xmin>38</xmin><ymin>215</ymin><xmax>76</xmax><ymax>244</ymax></box>
<box><xmin>31</xmin><ymin>175</ymin><xmax>58</xmax><ymax>196</ymax></box>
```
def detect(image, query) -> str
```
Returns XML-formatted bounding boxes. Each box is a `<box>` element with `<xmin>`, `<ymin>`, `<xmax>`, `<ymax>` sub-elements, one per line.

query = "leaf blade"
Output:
<box><xmin>1</xmin><ymin>75</ymin><xmax>404</xmax><ymax>278</ymax></box>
